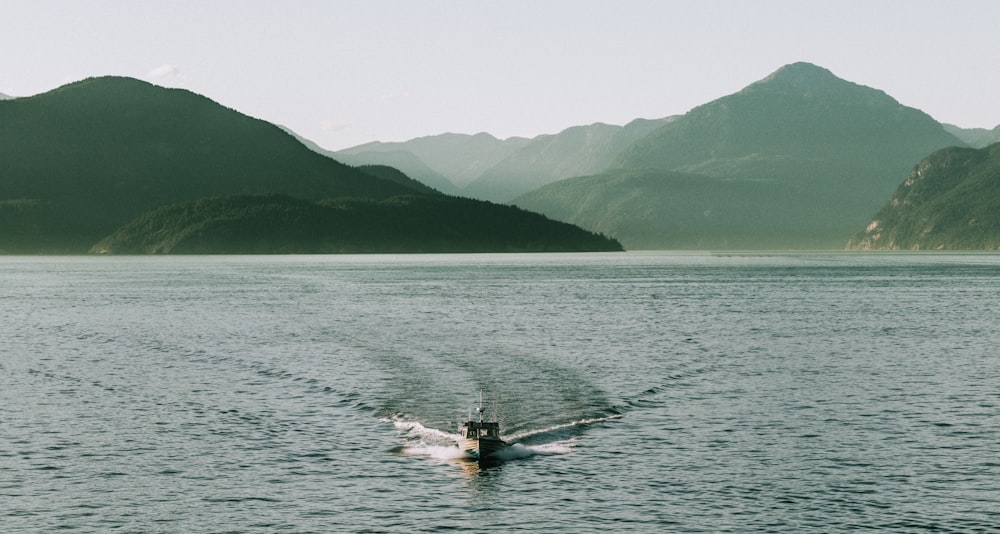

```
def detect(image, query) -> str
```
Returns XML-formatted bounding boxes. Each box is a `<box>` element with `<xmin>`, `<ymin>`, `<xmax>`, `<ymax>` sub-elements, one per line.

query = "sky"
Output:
<box><xmin>3</xmin><ymin>0</ymin><xmax>1000</xmax><ymax>150</ymax></box>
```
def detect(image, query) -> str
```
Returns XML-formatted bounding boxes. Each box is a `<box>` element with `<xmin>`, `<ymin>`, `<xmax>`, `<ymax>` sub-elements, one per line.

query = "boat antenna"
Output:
<box><xmin>478</xmin><ymin>390</ymin><xmax>484</xmax><ymax>422</ymax></box>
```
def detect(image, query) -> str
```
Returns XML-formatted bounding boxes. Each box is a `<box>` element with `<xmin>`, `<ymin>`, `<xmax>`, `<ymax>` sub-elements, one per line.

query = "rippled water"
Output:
<box><xmin>3</xmin><ymin>253</ymin><xmax>999</xmax><ymax>532</ymax></box>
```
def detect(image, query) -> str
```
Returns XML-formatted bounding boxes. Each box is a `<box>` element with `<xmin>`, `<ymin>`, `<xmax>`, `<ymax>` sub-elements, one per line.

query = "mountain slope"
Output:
<box><xmin>0</xmin><ymin>76</ymin><xmax>425</xmax><ymax>253</ymax></box>
<box><xmin>338</xmin><ymin>132</ymin><xmax>531</xmax><ymax>189</ymax></box>
<box><xmin>617</xmin><ymin>63</ymin><xmax>957</xmax><ymax>171</ymax></box>
<box><xmin>279</xmin><ymin>125</ymin><xmax>459</xmax><ymax>195</ymax></box>
<box><xmin>91</xmin><ymin>194</ymin><xmax>623</xmax><ymax>254</ymax></box>
<box><xmin>943</xmin><ymin>123</ymin><xmax>1000</xmax><ymax>148</ymax></box>
<box><xmin>351</xmin><ymin>165</ymin><xmax>439</xmax><ymax>195</ymax></box>
<box><xmin>846</xmin><ymin>143</ymin><xmax>1000</xmax><ymax>250</ymax></box>
<box><xmin>462</xmin><ymin>118</ymin><xmax>671</xmax><ymax>202</ymax></box>
<box><xmin>515</xmin><ymin>169</ymin><xmax>830</xmax><ymax>249</ymax></box>
<box><xmin>0</xmin><ymin>77</ymin><xmax>621</xmax><ymax>254</ymax></box>
<box><xmin>333</xmin><ymin>150</ymin><xmax>459</xmax><ymax>195</ymax></box>
<box><xmin>518</xmin><ymin>62</ymin><xmax>965</xmax><ymax>249</ymax></box>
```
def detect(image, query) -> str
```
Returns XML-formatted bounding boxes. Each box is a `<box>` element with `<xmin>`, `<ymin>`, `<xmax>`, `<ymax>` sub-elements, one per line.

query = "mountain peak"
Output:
<box><xmin>765</xmin><ymin>61</ymin><xmax>836</xmax><ymax>80</ymax></box>
<box><xmin>48</xmin><ymin>75</ymin><xmax>157</xmax><ymax>95</ymax></box>
<box><xmin>0</xmin><ymin>76</ymin><xmax>427</xmax><ymax>252</ymax></box>
<box><xmin>747</xmin><ymin>62</ymin><xmax>847</xmax><ymax>93</ymax></box>
<box><xmin>736</xmin><ymin>61</ymin><xmax>901</xmax><ymax>109</ymax></box>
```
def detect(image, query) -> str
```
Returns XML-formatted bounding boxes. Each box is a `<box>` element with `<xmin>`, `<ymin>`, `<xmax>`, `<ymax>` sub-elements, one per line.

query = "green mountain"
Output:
<box><xmin>0</xmin><ymin>76</ymin><xmax>420</xmax><ymax>253</ymax></box>
<box><xmin>516</xmin><ymin>62</ymin><xmax>965</xmax><ymax>249</ymax></box>
<box><xmin>346</xmin><ymin>164</ymin><xmax>438</xmax><ymax>195</ymax></box>
<box><xmin>0</xmin><ymin>92</ymin><xmax>11</xmax><ymax>100</ymax></box>
<box><xmin>462</xmin><ymin>118</ymin><xmax>672</xmax><ymax>202</ymax></box>
<box><xmin>515</xmin><ymin>169</ymin><xmax>820</xmax><ymax>250</ymax></box>
<box><xmin>279</xmin><ymin>124</ymin><xmax>461</xmax><ymax>195</ymax></box>
<box><xmin>337</xmin><ymin>119</ymin><xmax>673</xmax><ymax>202</ymax></box>
<box><xmin>944</xmin><ymin>123</ymin><xmax>1000</xmax><ymax>148</ymax></box>
<box><xmin>1</xmin><ymin>76</ymin><xmax>620</xmax><ymax>254</ymax></box>
<box><xmin>846</xmin><ymin>143</ymin><xmax>1000</xmax><ymax>250</ymax></box>
<box><xmin>338</xmin><ymin>132</ymin><xmax>531</xmax><ymax>189</ymax></box>
<box><xmin>91</xmin><ymin>193</ymin><xmax>622</xmax><ymax>254</ymax></box>
<box><xmin>332</xmin><ymin>149</ymin><xmax>460</xmax><ymax>195</ymax></box>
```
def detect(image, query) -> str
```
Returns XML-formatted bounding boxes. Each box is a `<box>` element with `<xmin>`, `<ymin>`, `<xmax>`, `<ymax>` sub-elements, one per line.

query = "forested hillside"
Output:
<box><xmin>0</xmin><ymin>77</ymin><xmax>618</xmax><ymax>254</ymax></box>
<box><xmin>847</xmin><ymin>143</ymin><xmax>1000</xmax><ymax>250</ymax></box>
<box><xmin>91</xmin><ymin>194</ymin><xmax>622</xmax><ymax>254</ymax></box>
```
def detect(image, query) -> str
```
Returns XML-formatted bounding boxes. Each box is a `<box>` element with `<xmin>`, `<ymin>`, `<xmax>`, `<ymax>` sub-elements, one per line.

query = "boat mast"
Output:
<box><xmin>478</xmin><ymin>390</ymin><xmax>484</xmax><ymax>423</ymax></box>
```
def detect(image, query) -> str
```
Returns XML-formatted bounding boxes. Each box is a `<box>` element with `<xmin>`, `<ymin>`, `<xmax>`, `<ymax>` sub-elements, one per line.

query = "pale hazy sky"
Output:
<box><xmin>3</xmin><ymin>0</ymin><xmax>999</xmax><ymax>149</ymax></box>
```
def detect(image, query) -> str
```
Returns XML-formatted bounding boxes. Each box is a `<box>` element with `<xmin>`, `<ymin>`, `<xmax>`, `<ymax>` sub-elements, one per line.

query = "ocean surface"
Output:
<box><xmin>3</xmin><ymin>252</ymin><xmax>999</xmax><ymax>532</ymax></box>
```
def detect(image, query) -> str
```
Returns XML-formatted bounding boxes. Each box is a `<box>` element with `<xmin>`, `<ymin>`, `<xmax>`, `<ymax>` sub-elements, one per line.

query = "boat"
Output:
<box><xmin>459</xmin><ymin>391</ymin><xmax>507</xmax><ymax>461</ymax></box>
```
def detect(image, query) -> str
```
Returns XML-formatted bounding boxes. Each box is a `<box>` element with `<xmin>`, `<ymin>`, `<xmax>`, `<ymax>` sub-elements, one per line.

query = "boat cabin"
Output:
<box><xmin>462</xmin><ymin>420</ymin><xmax>501</xmax><ymax>440</ymax></box>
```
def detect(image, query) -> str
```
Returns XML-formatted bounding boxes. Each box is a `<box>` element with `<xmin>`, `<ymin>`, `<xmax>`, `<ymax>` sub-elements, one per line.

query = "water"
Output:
<box><xmin>3</xmin><ymin>252</ymin><xmax>999</xmax><ymax>532</ymax></box>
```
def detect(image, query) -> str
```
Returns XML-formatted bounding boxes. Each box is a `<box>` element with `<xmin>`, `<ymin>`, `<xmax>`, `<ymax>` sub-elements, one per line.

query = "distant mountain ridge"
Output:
<box><xmin>9</xmin><ymin>65</ymin><xmax>992</xmax><ymax>253</ymax></box>
<box><xmin>338</xmin><ymin>132</ymin><xmax>531</xmax><ymax>189</ymax></box>
<box><xmin>337</xmin><ymin>62</ymin><xmax>977</xmax><ymax>250</ymax></box>
<box><xmin>616</xmin><ymin>62</ymin><xmax>953</xmax><ymax>170</ymax></box>
<box><xmin>462</xmin><ymin>118</ymin><xmax>672</xmax><ymax>202</ymax></box>
<box><xmin>336</xmin><ymin>118</ymin><xmax>674</xmax><ymax>202</ymax></box>
<box><xmin>332</xmin><ymin>150</ymin><xmax>460</xmax><ymax>195</ymax></box>
<box><xmin>945</xmin><ymin>123</ymin><xmax>1000</xmax><ymax>148</ymax></box>
<box><xmin>516</xmin><ymin>62</ymin><xmax>965</xmax><ymax>249</ymax></box>
<box><xmin>847</xmin><ymin>143</ymin><xmax>1000</xmax><ymax>250</ymax></box>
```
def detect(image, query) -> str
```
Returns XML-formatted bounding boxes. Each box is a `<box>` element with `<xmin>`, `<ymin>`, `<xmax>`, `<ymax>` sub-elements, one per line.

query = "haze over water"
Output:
<box><xmin>3</xmin><ymin>253</ymin><xmax>998</xmax><ymax>532</ymax></box>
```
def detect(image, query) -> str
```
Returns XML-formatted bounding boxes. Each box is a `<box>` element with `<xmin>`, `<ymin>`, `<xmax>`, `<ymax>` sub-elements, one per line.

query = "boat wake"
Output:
<box><xmin>392</xmin><ymin>419</ymin><xmax>461</xmax><ymax>444</ymax></box>
<box><xmin>386</xmin><ymin>414</ymin><xmax>615</xmax><ymax>464</ymax></box>
<box><xmin>398</xmin><ymin>437</ymin><xmax>575</xmax><ymax>463</ymax></box>
<box><xmin>505</xmin><ymin>413</ymin><xmax>621</xmax><ymax>444</ymax></box>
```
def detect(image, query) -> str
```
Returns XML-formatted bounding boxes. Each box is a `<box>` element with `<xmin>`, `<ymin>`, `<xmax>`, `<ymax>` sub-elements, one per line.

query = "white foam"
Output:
<box><xmin>505</xmin><ymin>414</ymin><xmax>622</xmax><ymax>441</ymax></box>
<box><xmin>390</xmin><ymin>419</ymin><xmax>461</xmax><ymax>443</ymax></box>
<box><xmin>401</xmin><ymin>444</ymin><xmax>471</xmax><ymax>460</ymax></box>
<box><xmin>386</xmin><ymin>417</ymin><xmax>468</xmax><ymax>459</ymax></box>
<box><xmin>494</xmin><ymin>441</ymin><xmax>574</xmax><ymax>461</ymax></box>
